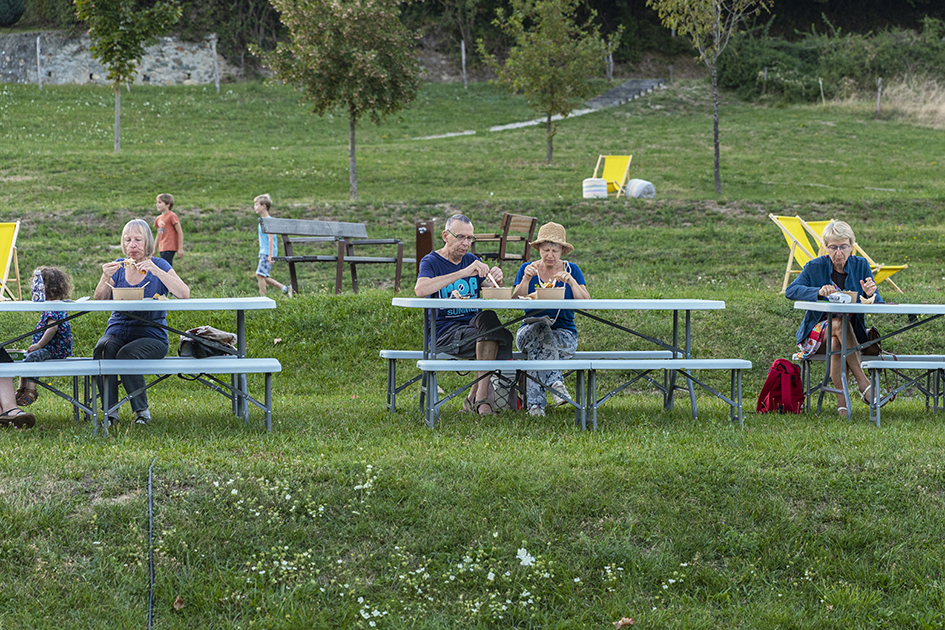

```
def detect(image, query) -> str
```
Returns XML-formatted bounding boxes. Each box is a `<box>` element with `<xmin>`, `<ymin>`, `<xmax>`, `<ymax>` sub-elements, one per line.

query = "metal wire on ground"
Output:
<box><xmin>148</xmin><ymin>457</ymin><xmax>157</xmax><ymax>629</ymax></box>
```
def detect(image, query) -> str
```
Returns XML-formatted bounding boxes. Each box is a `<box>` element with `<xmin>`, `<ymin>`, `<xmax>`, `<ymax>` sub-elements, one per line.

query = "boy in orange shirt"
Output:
<box><xmin>152</xmin><ymin>193</ymin><xmax>184</xmax><ymax>266</ymax></box>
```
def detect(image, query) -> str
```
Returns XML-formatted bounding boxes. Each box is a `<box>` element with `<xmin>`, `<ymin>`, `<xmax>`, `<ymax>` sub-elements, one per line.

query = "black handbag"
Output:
<box><xmin>862</xmin><ymin>326</ymin><xmax>881</xmax><ymax>356</ymax></box>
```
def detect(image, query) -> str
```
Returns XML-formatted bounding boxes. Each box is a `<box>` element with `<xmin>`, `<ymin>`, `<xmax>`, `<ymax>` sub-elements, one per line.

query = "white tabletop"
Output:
<box><xmin>794</xmin><ymin>301</ymin><xmax>945</xmax><ymax>315</ymax></box>
<box><xmin>392</xmin><ymin>297</ymin><xmax>726</xmax><ymax>311</ymax></box>
<box><xmin>0</xmin><ymin>296</ymin><xmax>277</xmax><ymax>313</ymax></box>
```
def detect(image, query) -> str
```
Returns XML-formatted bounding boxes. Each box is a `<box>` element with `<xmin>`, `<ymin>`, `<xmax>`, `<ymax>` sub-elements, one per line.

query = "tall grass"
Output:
<box><xmin>882</xmin><ymin>74</ymin><xmax>945</xmax><ymax>129</ymax></box>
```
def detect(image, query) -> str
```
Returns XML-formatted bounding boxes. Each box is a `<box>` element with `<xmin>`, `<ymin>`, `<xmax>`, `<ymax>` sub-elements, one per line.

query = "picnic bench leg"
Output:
<box><xmin>387</xmin><ymin>358</ymin><xmax>397</xmax><ymax>412</ymax></box>
<box><xmin>870</xmin><ymin>367</ymin><xmax>881</xmax><ymax>427</ymax></box>
<box><xmin>394</xmin><ymin>242</ymin><xmax>404</xmax><ymax>293</ymax></box>
<box><xmin>589</xmin><ymin>369</ymin><xmax>598</xmax><ymax>430</ymax></box>
<box><xmin>335</xmin><ymin>240</ymin><xmax>345</xmax><ymax>295</ymax></box>
<box><xmin>685</xmin><ymin>311</ymin><xmax>697</xmax><ymax>419</ymax></box>
<box><xmin>288</xmin><ymin>261</ymin><xmax>300</xmax><ymax>297</ymax></box>
<box><xmin>573</xmin><ymin>369</ymin><xmax>583</xmax><ymax>429</ymax></box>
<box><xmin>72</xmin><ymin>376</ymin><xmax>80</xmax><ymax>424</ymax></box>
<box><xmin>236</xmin><ymin>310</ymin><xmax>247</xmax><ymax>417</ymax></box>
<box><xmin>425</xmin><ymin>371</ymin><xmax>437</xmax><ymax>429</ymax></box>
<box><xmin>346</xmin><ymin>240</ymin><xmax>360</xmax><ymax>294</ymax></box>
<box><xmin>265</xmin><ymin>372</ymin><xmax>272</xmax><ymax>432</ymax></box>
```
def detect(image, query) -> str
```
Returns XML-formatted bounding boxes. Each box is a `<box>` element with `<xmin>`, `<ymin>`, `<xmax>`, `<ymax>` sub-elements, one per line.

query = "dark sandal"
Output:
<box><xmin>474</xmin><ymin>400</ymin><xmax>495</xmax><ymax>415</ymax></box>
<box><xmin>0</xmin><ymin>407</ymin><xmax>36</xmax><ymax>429</ymax></box>
<box><xmin>462</xmin><ymin>394</ymin><xmax>477</xmax><ymax>413</ymax></box>
<box><xmin>15</xmin><ymin>388</ymin><xmax>38</xmax><ymax>407</ymax></box>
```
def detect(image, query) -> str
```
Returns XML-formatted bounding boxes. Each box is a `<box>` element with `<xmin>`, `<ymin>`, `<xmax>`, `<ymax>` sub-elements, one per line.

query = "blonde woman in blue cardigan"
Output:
<box><xmin>785</xmin><ymin>220</ymin><xmax>882</xmax><ymax>418</ymax></box>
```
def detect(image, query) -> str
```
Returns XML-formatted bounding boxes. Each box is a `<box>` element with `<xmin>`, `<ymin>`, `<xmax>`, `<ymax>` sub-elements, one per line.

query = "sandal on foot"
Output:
<box><xmin>15</xmin><ymin>388</ymin><xmax>37</xmax><ymax>407</ymax></box>
<box><xmin>837</xmin><ymin>406</ymin><xmax>849</xmax><ymax>419</ymax></box>
<box><xmin>474</xmin><ymin>400</ymin><xmax>495</xmax><ymax>415</ymax></box>
<box><xmin>462</xmin><ymin>395</ymin><xmax>477</xmax><ymax>413</ymax></box>
<box><xmin>0</xmin><ymin>407</ymin><xmax>36</xmax><ymax>429</ymax></box>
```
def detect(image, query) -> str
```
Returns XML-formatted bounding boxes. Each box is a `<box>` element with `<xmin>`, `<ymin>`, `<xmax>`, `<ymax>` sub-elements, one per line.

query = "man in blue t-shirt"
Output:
<box><xmin>415</xmin><ymin>214</ymin><xmax>513</xmax><ymax>415</ymax></box>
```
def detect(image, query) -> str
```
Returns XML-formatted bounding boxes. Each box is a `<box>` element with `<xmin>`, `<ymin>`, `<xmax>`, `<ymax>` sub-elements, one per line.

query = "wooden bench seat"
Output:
<box><xmin>588</xmin><ymin>358</ymin><xmax>752</xmax><ymax>430</ymax></box>
<box><xmin>260</xmin><ymin>217</ymin><xmax>411</xmax><ymax>294</ymax></box>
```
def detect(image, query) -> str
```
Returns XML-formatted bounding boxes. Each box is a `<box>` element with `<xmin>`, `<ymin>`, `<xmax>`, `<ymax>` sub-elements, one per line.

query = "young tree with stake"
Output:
<box><xmin>73</xmin><ymin>0</ymin><xmax>182</xmax><ymax>153</ymax></box>
<box><xmin>646</xmin><ymin>0</ymin><xmax>771</xmax><ymax>194</ymax></box>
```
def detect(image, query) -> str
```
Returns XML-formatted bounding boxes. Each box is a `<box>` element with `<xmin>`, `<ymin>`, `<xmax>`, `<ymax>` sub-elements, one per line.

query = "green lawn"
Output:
<box><xmin>1</xmin><ymin>78</ymin><xmax>945</xmax><ymax>628</ymax></box>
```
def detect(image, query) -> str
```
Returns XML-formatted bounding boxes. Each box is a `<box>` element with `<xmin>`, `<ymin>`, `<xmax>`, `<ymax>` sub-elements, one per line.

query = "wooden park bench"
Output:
<box><xmin>260</xmin><ymin>217</ymin><xmax>413</xmax><ymax>295</ymax></box>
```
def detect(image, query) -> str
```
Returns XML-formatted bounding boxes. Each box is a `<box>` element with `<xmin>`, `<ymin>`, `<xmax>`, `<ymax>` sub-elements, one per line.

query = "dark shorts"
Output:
<box><xmin>435</xmin><ymin>310</ymin><xmax>513</xmax><ymax>359</ymax></box>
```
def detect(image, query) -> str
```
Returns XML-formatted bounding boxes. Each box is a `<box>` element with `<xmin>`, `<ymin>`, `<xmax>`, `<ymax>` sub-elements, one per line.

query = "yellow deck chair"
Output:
<box><xmin>0</xmin><ymin>221</ymin><xmax>21</xmax><ymax>301</ymax></box>
<box><xmin>769</xmin><ymin>214</ymin><xmax>819</xmax><ymax>292</ymax></box>
<box><xmin>593</xmin><ymin>155</ymin><xmax>632</xmax><ymax>197</ymax></box>
<box><xmin>801</xmin><ymin>218</ymin><xmax>906</xmax><ymax>293</ymax></box>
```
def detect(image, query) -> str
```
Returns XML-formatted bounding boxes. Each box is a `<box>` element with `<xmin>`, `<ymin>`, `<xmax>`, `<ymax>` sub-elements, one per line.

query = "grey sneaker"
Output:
<box><xmin>528</xmin><ymin>405</ymin><xmax>545</xmax><ymax>417</ymax></box>
<box><xmin>282</xmin><ymin>285</ymin><xmax>293</xmax><ymax>297</ymax></box>
<box><xmin>135</xmin><ymin>410</ymin><xmax>151</xmax><ymax>425</ymax></box>
<box><xmin>550</xmin><ymin>381</ymin><xmax>570</xmax><ymax>406</ymax></box>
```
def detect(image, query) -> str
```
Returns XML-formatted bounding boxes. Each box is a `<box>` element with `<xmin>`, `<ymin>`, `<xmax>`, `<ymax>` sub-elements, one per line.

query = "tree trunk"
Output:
<box><xmin>545</xmin><ymin>114</ymin><xmax>553</xmax><ymax>163</ymax></box>
<box><xmin>114</xmin><ymin>84</ymin><xmax>121</xmax><ymax>154</ymax></box>
<box><xmin>349</xmin><ymin>111</ymin><xmax>358</xmax><ymax>201</ymax></box>
<box><xmin>711</xmin><ymin>63</ymin><xmax>721</xmax><ymax>195</ymax></box>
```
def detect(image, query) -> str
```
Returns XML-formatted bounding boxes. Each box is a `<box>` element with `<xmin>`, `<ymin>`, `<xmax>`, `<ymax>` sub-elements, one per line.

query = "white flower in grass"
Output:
<box><xmin>574</xmin><ymin>577</ymin><xmax>581</xmax><ymax>583</ymax></box>
<box><xmin>487</xmin><ymin>572</ymin><xmax>495</xmax><ymax>581</ymax></box>
<box><xmin>516</xmin><ymin>548</ymin><xmax>535</xmax><ymax>566</ymax></box>
<box><xmin>231</xmin><ymin>489</ymin><xmax>238</xmax><ymax>495</ymax></box>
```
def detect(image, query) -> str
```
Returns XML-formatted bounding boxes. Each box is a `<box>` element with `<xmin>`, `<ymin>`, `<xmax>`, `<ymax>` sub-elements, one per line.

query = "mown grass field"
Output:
<box><xmin>1</xmin><ymin>78</ymin><xmax>945</xmax><ymax>629</ymax></box>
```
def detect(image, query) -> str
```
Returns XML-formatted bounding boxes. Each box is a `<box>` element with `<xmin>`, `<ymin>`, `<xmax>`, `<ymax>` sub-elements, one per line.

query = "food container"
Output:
<box><xmin>481</xmin><ymin>287</ymin><xmax>512</xmax><ymax>300</ymax></box>
<box><xmin>112</xmin><ymin>287</ymin><xmax>145</xmax><ymax>300</ymax></box>
<box><xmin>536</xmin><ymin>287</ymin><xmax>565</xmax><ymax>300</ymax></box>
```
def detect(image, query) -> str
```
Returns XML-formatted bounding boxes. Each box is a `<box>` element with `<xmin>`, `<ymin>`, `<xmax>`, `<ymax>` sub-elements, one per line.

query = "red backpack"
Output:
<box><xmin>756</xmin><ymin>359</ymin><xmax>804</xmax><ymax>414</ymax></box>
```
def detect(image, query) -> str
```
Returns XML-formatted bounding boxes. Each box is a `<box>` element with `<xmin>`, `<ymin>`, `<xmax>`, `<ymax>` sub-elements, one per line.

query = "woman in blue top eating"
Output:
<box><xmin>511</xmin><ymin>222</ymin><xmax>590</xmax><ymax>417</ymax></box>
<box><xmin>93</xmin><ymin>219</ymin><xmax>190</xmax><ymax>426</ymax></box>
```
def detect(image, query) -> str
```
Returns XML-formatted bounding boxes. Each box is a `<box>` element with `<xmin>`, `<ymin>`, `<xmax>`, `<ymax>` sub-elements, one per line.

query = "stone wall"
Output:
<box><xmin>0</xmin><ymin>30</ymin><xmax>239</xmax><ymax>86</ymax></box>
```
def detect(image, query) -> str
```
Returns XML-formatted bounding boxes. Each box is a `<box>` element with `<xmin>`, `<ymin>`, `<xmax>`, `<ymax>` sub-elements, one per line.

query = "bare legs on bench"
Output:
<box><xmin>473</xmin><ymin>340</ymin><xmax>498</xmax><ymax>414</ymax></box>
<box><xmin>821</xmin><ymin>316</ymin><xmax>870</xmax><ymax>418</ymax></box>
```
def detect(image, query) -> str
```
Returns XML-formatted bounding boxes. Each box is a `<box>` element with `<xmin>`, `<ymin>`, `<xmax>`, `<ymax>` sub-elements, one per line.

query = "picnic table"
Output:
<box><xmin>0</xmin><ymin>297</ymin><xmax>280</xmax><ymax>434</ymax></box>
<box><xmin>794</xmin><ymin>300</ymin><xmax>945</xmax><ymax>425</ymax></box>
<box><xmin>391</xmin><ymin>297</ymin><xmax>749</xmax><ymax>429</ymax></box>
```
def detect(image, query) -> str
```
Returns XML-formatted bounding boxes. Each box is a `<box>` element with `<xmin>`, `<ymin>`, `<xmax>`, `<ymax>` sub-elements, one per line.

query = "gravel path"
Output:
<box><xmin>413</xmin><ymin>78</ymin><xmax>665</xmax><ymax>140</ymax></box>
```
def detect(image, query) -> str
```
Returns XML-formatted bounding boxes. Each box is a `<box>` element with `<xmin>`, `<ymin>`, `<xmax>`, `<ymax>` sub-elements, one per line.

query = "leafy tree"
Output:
<box><xmin>261</xmin><ymin>0</ymin><xmax>422</xmax><ymax>201</ymax></box>
<box><xmin>646</xmin><ymin>0</ymin><xmax>771</xmax><ymax>194</ymax></box>
<box><xmin>73</xmin><ymin>0</ymin><xmax>182</xmax><ymax>153</ymax></box>
<box><xmin>0</xmin><ymin>0</ymin><xmax>25</xmax><ymax>27</ymax></box>
<box><xmin>479</xmin><ymin>0</ymin><xmax>620</xmax><ymax>163</ymax></box>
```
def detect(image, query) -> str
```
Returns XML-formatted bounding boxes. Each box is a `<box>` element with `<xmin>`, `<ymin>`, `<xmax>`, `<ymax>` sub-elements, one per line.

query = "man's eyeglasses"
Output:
<box><xmin>826</xmin><ymin>244</ymin><xmax>852</xmax><ymax>253</ymax></box>
<box><xmin>448</xmin><ymin>230</ymin><xmax>476</xmax><ymax>243</ymax></box>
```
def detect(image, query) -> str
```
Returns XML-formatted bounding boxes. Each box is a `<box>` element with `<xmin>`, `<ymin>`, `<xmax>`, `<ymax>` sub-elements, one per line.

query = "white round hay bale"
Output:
<box><xmin>583</xmin><ymin>178</ymin><xmax>608</xmax><ymax>199</ymax></box>
<box><xmin>626</xmin><ymin>178</ymin><xmax>656</xmax><ymax>199</ymax></box>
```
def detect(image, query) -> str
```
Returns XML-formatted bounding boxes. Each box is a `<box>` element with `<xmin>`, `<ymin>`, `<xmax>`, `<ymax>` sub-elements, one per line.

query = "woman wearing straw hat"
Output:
<box><xmin>511</xmin><ymin>222</ymin><xmax>590</xmax><ymax>417</ymax></box>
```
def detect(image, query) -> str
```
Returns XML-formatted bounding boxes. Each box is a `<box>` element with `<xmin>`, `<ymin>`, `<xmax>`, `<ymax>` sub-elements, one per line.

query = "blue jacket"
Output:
<box><xmin>785</xmin><ymin>254</ymin><xmax>883</xmax><ymax>345</ymax></box>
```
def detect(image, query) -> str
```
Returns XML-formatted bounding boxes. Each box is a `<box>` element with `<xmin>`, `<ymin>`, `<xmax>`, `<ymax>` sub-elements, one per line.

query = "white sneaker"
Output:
<box><xmin>550</xmin><ymin>381</ymin><xmax>570</xmax><ymax>406</ymax></box>
<box><xmin>528</xmin><ymin>405</ymin><xmax>545</xmax><ymax>417</ymax></box>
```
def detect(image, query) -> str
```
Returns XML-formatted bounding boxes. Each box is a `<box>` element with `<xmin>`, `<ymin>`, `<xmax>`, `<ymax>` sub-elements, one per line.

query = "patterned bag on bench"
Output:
<box><xmin>178</xmin><ymin>326</ymin><xmax>237</xmax><ymax>359</ymax></box>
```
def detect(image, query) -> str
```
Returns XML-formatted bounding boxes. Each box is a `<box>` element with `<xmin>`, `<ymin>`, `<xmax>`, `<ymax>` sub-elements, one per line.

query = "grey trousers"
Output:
<box><xmin>94</xmin><ymin>335</ymin><xmax>168</xmax><ymax>414</ymax></box>
<box><xmin>515</xmin><ymin>322</ymin><xmax>577</xmax><ymax>409</ymax></box>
